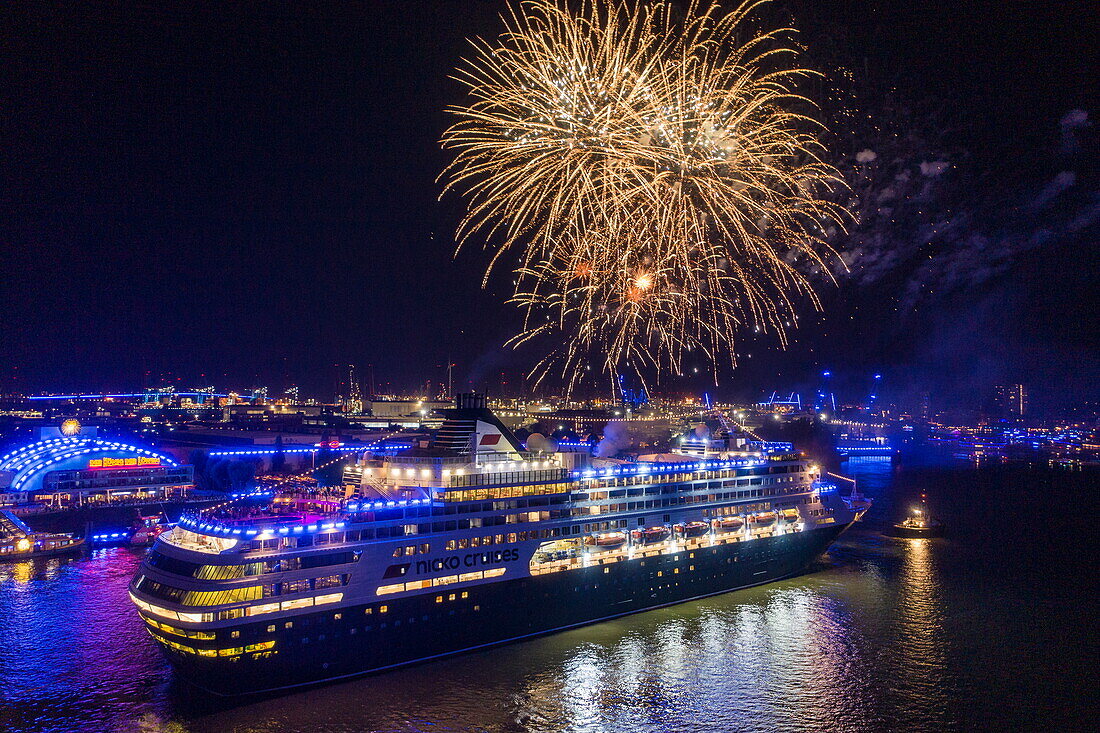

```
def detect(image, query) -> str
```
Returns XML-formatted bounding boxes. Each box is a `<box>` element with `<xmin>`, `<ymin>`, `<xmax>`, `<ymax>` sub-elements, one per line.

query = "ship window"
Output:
<box><xmin>230</xmin><ymin>631</ymin><xmax>240</xmax><ymax>638</ymax></box>
<box><xmin>461</xmin><ymin>592</ymin><xmax>468</xmax><ymax>599</ymax></box>
<box><xmin>314</xmin><ymin>575</ymin><xmax>342</xmax><ymax>590</ymax></box>
<box><xmin>435</xmin><ymin>596</ymin><xmax>443</xmax><ymax>603</ymax></box>
<box><xmin>447</xmin><ymin>594</ymin><xmax>456</xmax><ymax>601</ymax></box>
<box><xmin>392</xmin><ymin>547</ymin><xmax>404</xmax><ymax>557</ymax></box>
<box><xmin>379</xmin><ymin>605</ymin><xmax>388</xmax><ymax>613</ymax></box>
<box><xmin>280</xmin><ymin>578</ymin><xmax>309</xmax><ymax>594</ymax></box>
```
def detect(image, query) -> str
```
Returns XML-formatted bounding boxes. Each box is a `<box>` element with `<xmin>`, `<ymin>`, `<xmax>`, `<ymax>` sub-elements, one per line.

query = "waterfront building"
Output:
<box><xmin>993</xmin><ymin>384</ymin><xmax>1028</xmax><ymax>419</ymax></box>
<box><xmin>0</xmin><ymin>422</ymin><xmax>192</xmax><ymax>507</ymax></box>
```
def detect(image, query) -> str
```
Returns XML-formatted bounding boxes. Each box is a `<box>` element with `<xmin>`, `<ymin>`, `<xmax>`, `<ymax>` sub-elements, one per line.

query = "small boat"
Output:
<box><xmin>780</xmin><ymin>508</ymin><xmax>800</xmax><ymax>523</ymax></box>
<box><xmin>129</xmin><ymin>515</ymin><xmax>172</xmax><ymax>546</ymax></box>
<box><xmin>584</xmin><ymin>532</ymin><xmax>627</xmax><ymax>550</ymax></box>
<box><xmin>714</xmin><ymin>516</ymin><xmax>744</xmax><ymax>531</ymax></box>
<box><xmin>891</xmin><ymin>493</ymin><xmax>945</xmax><ymax>538</ymax></box>
<box><xmin>675</xmin><ymin>521</ymin><xmax>710</xmax><ymax>538</ymax></box>
<box><xmin>0</xmin><ymin>510</ymin><xmax>84</xmax><ymax>561</ymax></box>
<box><xmin>631</xmin><ymin>526</ymin><xmax>671</xmax><ymax>545</ymax></box>
<box><xmin>749</xmin><ymin>511</ymin><xmax>777</xmax><ymax>527</ymax></box>
<box><xmin>91</xmin><ymin>514</ymin><xmax>172</xmax><ymax>546</ymax></box>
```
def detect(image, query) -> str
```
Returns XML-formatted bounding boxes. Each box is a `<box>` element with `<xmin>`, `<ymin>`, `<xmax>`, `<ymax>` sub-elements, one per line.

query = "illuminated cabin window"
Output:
<box><xmin>375</xmin><ymin>568</ymin><xmax>506</xmax><ymax>596</ymax></box>
<box><xmin>241</xmin><ymin>592</ymin><xmax>344</xmax><ymax>617</ymax></box>
<box><xmin>145</xmin><ymin>549</ymin><xmax>361</xmax><ymax>579</ymax></box>
<box><xmin>146</xmin><ymin>630</ymin><xmax>275</xmax><ymax>658</ymax></box>
<box><xmin>143</xmin><ymin>617</ymin><xmax>216</xmax><ymax>640</ymax></box>
<box><xmin>135</xmin><ymin>577</ymin><xmax>264</xmax><ymax>606</ymax></box>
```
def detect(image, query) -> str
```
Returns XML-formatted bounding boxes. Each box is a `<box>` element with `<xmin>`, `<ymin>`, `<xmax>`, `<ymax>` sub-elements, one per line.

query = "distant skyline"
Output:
<box><xmin>2</xmin><ymin>1</ymin><xmax>1096</xmax><ymax>409</ymax></box>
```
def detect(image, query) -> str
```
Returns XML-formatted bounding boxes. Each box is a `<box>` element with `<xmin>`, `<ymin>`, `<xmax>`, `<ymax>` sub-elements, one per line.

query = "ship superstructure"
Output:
<box><xmin>130</xmin><ymin>394</ymin><xmax>867</xmax><ymax>695</ymax></box>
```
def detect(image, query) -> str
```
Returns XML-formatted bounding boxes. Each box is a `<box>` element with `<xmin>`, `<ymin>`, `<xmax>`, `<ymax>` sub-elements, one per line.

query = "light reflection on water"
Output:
<box><xmin>0</xmin><ymin>457</ymin><xmax>1093</xmax><ymax>733</ymax></box>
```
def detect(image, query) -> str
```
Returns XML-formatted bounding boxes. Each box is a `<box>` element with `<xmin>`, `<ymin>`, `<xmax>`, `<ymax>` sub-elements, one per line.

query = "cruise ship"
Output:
<box><xmin>129</xmin><ymin>394</ymin><xmax>868</xmax><ymax>695</ymax></box>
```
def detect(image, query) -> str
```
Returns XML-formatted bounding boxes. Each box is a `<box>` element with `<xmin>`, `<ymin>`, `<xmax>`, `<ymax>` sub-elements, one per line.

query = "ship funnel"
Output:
<box><xmin>454</xmin><ymin>392</ymin><xmax>487</xmax><ymax>410</ymax></box>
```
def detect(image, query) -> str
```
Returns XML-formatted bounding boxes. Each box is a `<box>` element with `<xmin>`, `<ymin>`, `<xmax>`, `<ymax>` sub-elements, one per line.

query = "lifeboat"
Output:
<box><xmin>846</xmin><ymin>497</ymin><xmax>873</xmax><ymax>512</ymax></box>
<box><xmin>675</xmin><ymin>521</ymin><xmax>710</xmax><ymax>539</ymax></box>
<box><xmin>584</xmin><ymin>532</ymin><xmax>626</xmax><ymax>550</ymax></box>
<box><xmin>631</xmin><ymin>526</ymin><xmax>671</xmax><ymax>545</ymax></box>
<box><xmin>780</xmin><ymin>509</ymin><xmax>799</xmax><ymax>523</ymax></box>
<box><xmin>714</xmin><ymin>516</ymin><xmax>744</xmax><ymax>531</ymax></box>
<box><xmin>750</xmin><ymin>511</ymin><xmax>777</xmax><ymax>527</ymax></box>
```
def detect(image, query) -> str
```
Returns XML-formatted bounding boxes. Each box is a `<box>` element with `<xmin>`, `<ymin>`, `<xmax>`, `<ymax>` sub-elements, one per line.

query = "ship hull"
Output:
<box><xmin>161</xmin><ymin>522</ymin><xmax>850</xmax><ymax>696</ymax></box>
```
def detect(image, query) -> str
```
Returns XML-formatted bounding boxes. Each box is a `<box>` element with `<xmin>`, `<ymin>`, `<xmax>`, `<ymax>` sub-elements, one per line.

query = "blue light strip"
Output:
<box><xmin>177</xmin><ymin>496</ymin><xmax>436</xmax><ymax>538</ymax></box>
<box><xmin>572</xmin><ymin>456</ymin><xmax>770</xmax><ymax>481</ymax></box>
<box><xmin>26</xmin><ymin>392</ymin><xmax>231</xmax><ymax>400</ymax></box>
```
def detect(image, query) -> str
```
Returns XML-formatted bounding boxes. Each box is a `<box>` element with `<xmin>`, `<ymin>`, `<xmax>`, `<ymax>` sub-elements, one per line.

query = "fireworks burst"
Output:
<box><xmin>441</xmin><ymin>0</ymin><xmax>848</xmax><ymax>393</ymax></box>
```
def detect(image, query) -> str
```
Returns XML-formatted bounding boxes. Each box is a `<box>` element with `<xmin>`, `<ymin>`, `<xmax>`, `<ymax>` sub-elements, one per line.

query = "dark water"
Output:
<box><xmin>1</xmin><ymin>455</ymin><xmax>1095</xmax><ymax>733</ymax></box>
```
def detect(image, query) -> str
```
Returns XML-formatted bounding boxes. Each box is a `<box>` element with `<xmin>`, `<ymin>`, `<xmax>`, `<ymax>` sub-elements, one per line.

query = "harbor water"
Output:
<box><xmin>0</xmin><ymin>454</ymin><xmax>1093</xmax><ymax>732</ymax></box>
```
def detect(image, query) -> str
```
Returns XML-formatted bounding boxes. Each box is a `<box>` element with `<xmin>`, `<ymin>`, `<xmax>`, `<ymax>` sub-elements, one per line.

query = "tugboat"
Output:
<box><xmin>893</xmin><ymin>493</ymin><xmax>945</xmax><ymax>538</ymax></box>
<box><xmin>90</xmin><ymin>513</ymin><xmax>172</xmax><ymax>547</ymax></box>
<box><xmin>0</xmin><ymin>509</ymin><xmax>84</xmax><ymax>560</ymax></box>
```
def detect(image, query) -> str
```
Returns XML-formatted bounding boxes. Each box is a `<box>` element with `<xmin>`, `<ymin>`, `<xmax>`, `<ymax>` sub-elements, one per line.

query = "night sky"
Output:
<box><xmin>1</xmin><ymin>1</ymin><xmax>1096</xmax><ymax>410</ymax></box>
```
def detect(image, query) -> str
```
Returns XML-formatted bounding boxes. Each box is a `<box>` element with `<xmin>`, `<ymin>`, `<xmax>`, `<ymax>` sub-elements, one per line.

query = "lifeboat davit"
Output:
<box><xmin>675</xmin><ymin>521</ymin><xmax>710</xmax><ymax>538</ymax></box>
<box><xmin>714</xmin><ymin>516</ymin><xmax>744</xmax><ymax>531</ymax></box>
<box><xmin>584</xmin><ymin>532</ymin><xmax>627</xmax><ymax>550</ymax></box>
<box><xmin>750</xmin><ymin>511</ymin><xmax>777</xmax><ymax>527</ymax></box>
<box><xmin>632</xmin><ymin>526</ymin><xmax>671</xmax><ymax>545</ymax></box>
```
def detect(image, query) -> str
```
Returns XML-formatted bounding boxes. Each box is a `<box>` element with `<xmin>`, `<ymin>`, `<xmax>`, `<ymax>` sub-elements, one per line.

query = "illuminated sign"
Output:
<box><xmin>88</xmin><ymin>456</ymin><xmax>162</xmax><ymax>469</ymax></box>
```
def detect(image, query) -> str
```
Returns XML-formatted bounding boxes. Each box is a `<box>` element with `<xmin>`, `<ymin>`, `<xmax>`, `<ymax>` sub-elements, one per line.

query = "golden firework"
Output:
<box><xmin>441</xmin><ymin>0</ymin><xmax>848</xmax><ymax>393</ymax></box>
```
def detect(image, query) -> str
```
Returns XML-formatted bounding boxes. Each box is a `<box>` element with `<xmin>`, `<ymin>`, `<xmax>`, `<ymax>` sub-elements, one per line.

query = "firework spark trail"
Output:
<box><xmin>441</xmin><ymin>0</ymin><xmax>848</xmax><ymax>394</ymax></box>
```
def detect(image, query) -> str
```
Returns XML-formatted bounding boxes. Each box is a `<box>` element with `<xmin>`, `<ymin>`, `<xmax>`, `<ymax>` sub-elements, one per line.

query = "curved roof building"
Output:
<box><xmin>0</xmin><ymin>428</ymin><xmax>193</xmax><ymax>504</ymax></box>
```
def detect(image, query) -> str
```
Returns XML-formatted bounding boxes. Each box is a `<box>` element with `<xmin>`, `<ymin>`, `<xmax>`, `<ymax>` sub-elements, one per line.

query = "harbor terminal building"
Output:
<box><xmin>0</xmin><ymin>422</ymin><xmax>193</xmax><ymax>507</ymax></box>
